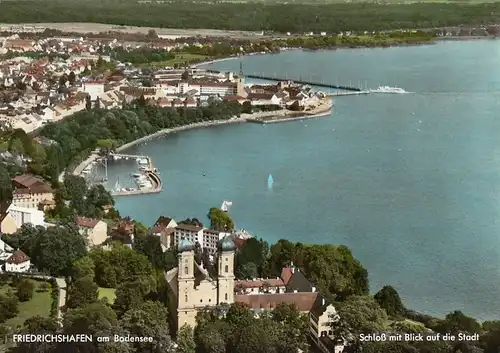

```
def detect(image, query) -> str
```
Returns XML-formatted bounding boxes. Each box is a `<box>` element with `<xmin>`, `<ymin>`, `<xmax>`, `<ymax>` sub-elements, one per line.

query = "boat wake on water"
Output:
<box><xmin>369</xmin><ymin>86</ymin><xmax>412</xmax><ymax>94</ymax></box>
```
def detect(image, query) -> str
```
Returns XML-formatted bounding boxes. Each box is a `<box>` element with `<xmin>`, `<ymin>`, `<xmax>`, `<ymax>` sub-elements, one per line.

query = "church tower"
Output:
<box><xmin>217</xmin><ymin>236</ymin><xmax>236</xmax><ymax>305</ymax></box>
<box><xmin>177</xmin><ymin>238</ymin><xmax>196</xmax><ymax>331</ymax></box>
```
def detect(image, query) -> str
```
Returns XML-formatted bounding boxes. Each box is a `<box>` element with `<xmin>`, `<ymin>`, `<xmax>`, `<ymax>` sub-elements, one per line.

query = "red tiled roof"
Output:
<box><xmin>233</xmin><ymin>237</ymin><xmax>247</xmax><ymax>250</ymax></box>
<box><xmin>76</xmin><ymin>216</ymin><xmax>100</xmax><ymax>229</ymax></box>
<box><xmin>280</xmin><ymin>267</ymin><xmax>293</xmax><ymax>285</ymax></box>
<box><xmin>235</xmin><ymin>278</ymin><xmax>285</xmax><ymax>289</ymax></box>
<box><xmin>235</xmin><ymin>292</ymin><xmax>319</xmax><ymax>312</ymax></box>
<box><xmin>222</xmin><ymin>95</ymin><xmax>247</xmax><ymax>102</ymax></box>
<box><xmin>13</xmin><ymin>174</ymin><xmax>44</xmax><ymax>188</ymax></box>
<box><xmin>7</xmin><ymin>250</ymin><xmax>30</xmax><ymax>264</ymax></box>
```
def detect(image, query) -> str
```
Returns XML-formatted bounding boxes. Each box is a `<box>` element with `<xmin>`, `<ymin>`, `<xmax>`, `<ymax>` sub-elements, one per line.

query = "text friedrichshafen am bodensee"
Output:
<box><xmin>11</xmin><ymin>334</ymin><xmax>154</xmax><ymax>344</ymax></box>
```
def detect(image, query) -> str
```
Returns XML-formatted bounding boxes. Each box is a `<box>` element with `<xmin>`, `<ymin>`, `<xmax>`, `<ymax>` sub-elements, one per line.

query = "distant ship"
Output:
<box><xmin>221</xmin><ymin>200</ymin><xmax>233</xmax><ymax>212</ymax></box>
<box><xmin>370</xmin><ymin>86</ymin><xmax>407</xmax><ymax>94</ymax></box>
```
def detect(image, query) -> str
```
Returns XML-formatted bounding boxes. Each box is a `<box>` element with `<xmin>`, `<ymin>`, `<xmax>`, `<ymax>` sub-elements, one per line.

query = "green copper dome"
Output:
<box><xmin>219</xmin><ymin>235</ymin><xmax>236</xmax><ymax>252</ymax></box>
<box><xmin>178</xmin><ymin>238</ymin><xmax>195</xmax><ymax>252</ymax></box>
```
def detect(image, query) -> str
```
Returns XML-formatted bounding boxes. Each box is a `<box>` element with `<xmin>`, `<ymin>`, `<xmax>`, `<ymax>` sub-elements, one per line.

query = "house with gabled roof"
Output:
<box><xmin>5</xmin><ymin>249</ymin><xmax>30</xmax><ymax>272</ymax></box>
<box><xmin>75</xmin><ymin>216</ymin><xmax>108</xmax><ymax>248</ymax></box>
<box><xmin>11</xmin><ymin>174</ymin><xmax>54</xmax><ymax>210</ymax></box>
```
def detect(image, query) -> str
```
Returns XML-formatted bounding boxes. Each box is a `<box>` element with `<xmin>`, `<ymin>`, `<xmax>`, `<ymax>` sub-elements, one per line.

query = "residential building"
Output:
<box><xmin>82</xmin><ymin>81</ymin><xmax>105</xmax><ymax>100</ymax></box>
<box><xmin>202</xmin><ymin>228</ymin><xmax>221</xmax><ymax>254</ymax></box>
<box><xmin>11</xmin><ymin>174</ymin><xmax>54</xmax><ymax>209</ymax></box>
<box><xmin>151</xmin><ymin>216</ymin><xmax>178</xmax><ymax>251</ymax></box>
<box><xmin>104</xmin><ymin>217</ymin><xmax>135</xmax><ymax>249</ymax></box>
<box><xmin>75</xmin><ymin>216</ymin><xmax>108</xmax><ymax>248</ymax></box>
<box><xmin>5</xmin><ymin>249</ymin><xmax>30</xmax><ymax>272</ymax></box>
<box><xmin>0</xmin><ymin>204</ymin><xmax>45</xmax><ymax>234</ymax></box>
<box><xmin>173</xmin><ymin>223</ymin><xmax>203</xmax><ymax>247</ymax></box>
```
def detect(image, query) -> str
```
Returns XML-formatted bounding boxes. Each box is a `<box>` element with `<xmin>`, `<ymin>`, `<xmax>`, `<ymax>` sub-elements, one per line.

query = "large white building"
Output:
<box><xmin>82</xmin><ymin>81</ymin><xmax>105</xmax><ymax>100</ymax></box>
<box><xmin>0</xmin><ymin>204</ymin><xmax>46</xmax><ymax>234</ymax></box>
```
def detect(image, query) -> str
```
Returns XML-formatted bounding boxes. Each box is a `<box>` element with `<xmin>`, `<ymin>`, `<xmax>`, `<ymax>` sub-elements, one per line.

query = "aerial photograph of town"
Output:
<box><xmin>0</xmin><ymin>0</ymin><xmax>499</xmax><ymax>352</ymax></box>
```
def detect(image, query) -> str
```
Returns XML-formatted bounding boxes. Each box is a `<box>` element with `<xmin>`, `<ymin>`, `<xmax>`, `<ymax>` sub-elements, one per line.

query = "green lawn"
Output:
<box><xmin>0</xmin><ymin>280</ymin><xmax>52</xmax><ymax>329</ymax></box>
<box><xmin>98</xmin><ymin>287</ymin><xmax>116</xmax><ymax>304</ymax></box>
<box><xmin>141</xmin><ymin>53</ymin><xmax>209</xmax><ymax>68</ymax></box>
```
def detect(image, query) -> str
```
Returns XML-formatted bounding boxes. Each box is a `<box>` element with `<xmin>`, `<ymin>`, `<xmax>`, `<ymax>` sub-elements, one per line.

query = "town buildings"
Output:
<box><xmin>5</xmin><ymin>249</ymin><xmax>31</xmax><ymax>273</ymax></box>
<box><xmin>0</xmin><ymin>204</ymin><xmax>46</xmax><ymax>234</ymax></box>
<box><xmin>75</xmin><ymin>216</ymin><xmax>108</xmax><ymax>248</ymax></box>
<box><xmin>11</xmin><ymin>174</ymin><xmax>54</xmax><ymax>210</ymax></box>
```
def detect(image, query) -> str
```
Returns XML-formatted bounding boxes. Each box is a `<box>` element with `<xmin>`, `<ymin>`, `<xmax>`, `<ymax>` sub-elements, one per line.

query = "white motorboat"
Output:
<box><xmin>370</xmin><ymin>86</ymin><xmax>407</xmax><ymax>94</ymax></box>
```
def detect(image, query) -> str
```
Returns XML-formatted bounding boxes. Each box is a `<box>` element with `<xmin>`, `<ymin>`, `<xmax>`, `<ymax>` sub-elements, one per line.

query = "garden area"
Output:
<box><xmin>0</xmin><ymin>276</ymin><xmax>56</xmax><ymax>328</ymax></box>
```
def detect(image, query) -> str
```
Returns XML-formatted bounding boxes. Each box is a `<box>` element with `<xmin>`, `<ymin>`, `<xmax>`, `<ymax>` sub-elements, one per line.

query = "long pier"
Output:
<box><xmin>330</xmin><ymin>91</ymin><xmax>370</xmax><ymax>96</ymax></box>
<box><xmin>244</xmin><ymin>73</ymin><xmax>362</xmax><ymax>92</ymax></box>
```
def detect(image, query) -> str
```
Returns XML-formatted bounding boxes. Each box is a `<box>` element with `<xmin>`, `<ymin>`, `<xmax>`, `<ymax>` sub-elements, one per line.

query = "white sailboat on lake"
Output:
<box><xmin>267</xmin><ymin>174</ymin><xmax>274</xmax><ymax>190</ymax></box>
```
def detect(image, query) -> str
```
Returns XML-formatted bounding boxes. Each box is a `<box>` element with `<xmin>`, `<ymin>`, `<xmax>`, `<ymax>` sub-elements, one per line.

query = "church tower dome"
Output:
<box><xmin>218</xmin><ymin>235</ymin><xmax>236</xmax><ymax>252</ymax></box>
<box><xmin>179</xmin><ymin>238</ymin><xmax>195</xmax><ymax>252</ymax></box>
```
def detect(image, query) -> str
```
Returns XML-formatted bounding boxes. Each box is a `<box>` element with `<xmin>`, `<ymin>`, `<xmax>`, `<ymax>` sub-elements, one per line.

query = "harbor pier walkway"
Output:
<box><xmin>244</xmin><ymin>72</ymin><xmax>363</xmax><ymax>92</ymax></box>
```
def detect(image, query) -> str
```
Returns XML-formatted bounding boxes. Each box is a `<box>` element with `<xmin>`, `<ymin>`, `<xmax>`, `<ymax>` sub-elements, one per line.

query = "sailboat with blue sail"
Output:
<box><xmin>267</xmin><ymin>174</ymin><xmax>274</xmax><ymax>189</ymax></box>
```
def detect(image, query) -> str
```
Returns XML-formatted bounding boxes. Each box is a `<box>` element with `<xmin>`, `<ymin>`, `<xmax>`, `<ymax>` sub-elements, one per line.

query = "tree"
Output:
<box><xmin>271</xmin><ymin>303</ymin><xmax>309</xmax><ymax>351</ymax></box>
<box><xmin>362</xmin><ymin>341</ymin><xmax>418</xmax><ymax>353</ymax></box>
<box><xmin>85</xmin><ymin>94</ymin><xmax>92</xmax><ymax>111</ymax></box>
<box><xmin>68</xmin><ymin>71</ymin><xmax>76</xmax><ymax>85</ymax></box>
<box><xmin>147</xmin><ymin>29</ymin><xmax>158</xmax><ymax>38</ymax></box>
<box><xmin>234</xmin><ymin>318</ymin><xmax>281</xmax><ymax>353</ymax></box>
<box><xmin>207</xmin><ymin>207</ymin><xmax>235</xmax><ymax>232</ymax></box>
<box><xmin>177</xmin><ymin>324</ymin><xmax>196</xmax><ymax>353</ymax></box>
<box><xmin>242</xmin><ymin>101</ymin><xmax>252</xmax><ymax>114</ymax></box>
<box><xmin>332</xmin><ymin>295</ymin><xmax>387</xmax><ymax>339</ymax></box>
<box><xmin>72</xmin><ymin>255</ymin><xmax>95</xmax><ymax>281</ymax></box>
<box><xmin>61</xmin><ymin>301</ymin><xmax>133</xmax><ymax>353</ymax></box>
<box><xmin>0</xmin><ymin>293</ymin><xmax>18</xmax><ymax>323</ymax></box>
<box><xmin>0</xmin><ymin>164</ymin><xmax>12</xmax><ymax>203</ymax></box>
<box><xmin>90</xmin><ymin>246</ymin><xmax>156</xmax><ymax>288</ymax></box>
<box><xmin>438</xmin><ymin>310</ymin><xmax>482</xmax><ymax>334</ymax></box>
<box><xmin>181</xmin><ymin>70</ymin><xmax>189</xmax><ymax>81</ymax></box>
<box><xmin>374</xmin><ymin>285</ymin><xmax>405</xmax><ymax>317</ymax></box>
<box><xmin>120</xmin><ymin>301</ymin><xmax>172</xmax><ymax>352</ymax></box>
<box><xmin>195</xmin><ymin>320</ymin><xmax>228</xmax><ymax>353</ymax></box>
<box><xmin>20</xmin><ymin>224</ymin><xmax>87</xmax><ymax>277</ymax></box>
<box><xmin>267</xmin><ymin>241</ymin><xmax>368</xmax><ymax>300</ymax></box>
<box><xmin>133</xmin><ymin>234</ymin><xmax>167</xmax><ymax>269</ymax></box>
<box><xmin>12</xmin><ymin>316</ymin><xmax>58</xmax><ymax>353</ymax></box>
<box><xmin>67</xmin><ymin>276</ymin><xmax>98</xmax><ymax>309</ymax></box>
<box><xmin>16</xmin><ymin>279</ymin><xmax>34</xmax><ymax>302</ymax></box>
<box><xmin>113</xmin><ymin>280</ymin><xmax>149</xmax><ymax>316</ymax></box>
<box><xmin>236</xmin><ymin>238</ymin><xmax>268</xmax><ymax>279</ymax></box>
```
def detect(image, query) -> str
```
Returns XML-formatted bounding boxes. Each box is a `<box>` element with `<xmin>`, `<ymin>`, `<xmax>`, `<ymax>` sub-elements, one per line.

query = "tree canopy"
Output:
<box><xmin>1</xmin><ymin>1</ymin><xmax>500</xmax><ymax>33</ymax></box>
<box><xmin>207</xmin><ymin>208</ymin><xmax>235</xmax><ymax>232</ymax></box>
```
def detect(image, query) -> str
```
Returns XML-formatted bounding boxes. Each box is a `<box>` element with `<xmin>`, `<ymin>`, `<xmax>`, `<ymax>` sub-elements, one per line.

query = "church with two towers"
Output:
<box><xmin>165</xmin><ymin>235</ymin><xmax>237</xmax><ymax>333</ymax></box>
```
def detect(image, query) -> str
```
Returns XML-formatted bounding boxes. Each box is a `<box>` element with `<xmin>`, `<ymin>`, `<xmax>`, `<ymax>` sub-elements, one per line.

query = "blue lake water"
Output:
<box><xmin>109</xmin><ymin>40</ymin><xmax>500</xmax><ymax>320</ymax></box>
